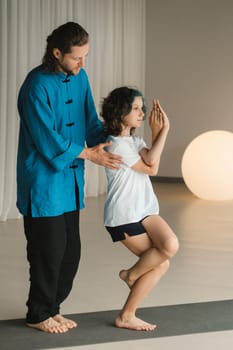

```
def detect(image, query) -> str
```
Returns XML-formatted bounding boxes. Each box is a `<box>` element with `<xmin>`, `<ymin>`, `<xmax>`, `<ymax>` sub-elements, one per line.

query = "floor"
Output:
<box><xmin>0</xmin><ymin>182</ymin><xmax>233</xmax><ymax>349</ymax></box>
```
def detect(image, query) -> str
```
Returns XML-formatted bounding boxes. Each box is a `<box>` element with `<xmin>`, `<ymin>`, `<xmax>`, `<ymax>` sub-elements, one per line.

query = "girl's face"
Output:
<box><xmin>121</xmin><ymin>96</ymin><xmax>145</xmax><ymax>134</ymax></box>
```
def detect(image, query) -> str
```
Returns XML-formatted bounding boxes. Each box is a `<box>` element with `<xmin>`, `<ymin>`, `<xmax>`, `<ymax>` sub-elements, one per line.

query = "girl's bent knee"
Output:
<box><xmin>163</xmin><ymin>236</ymin><xmax>179</xmax><ymax>258</ymax></box>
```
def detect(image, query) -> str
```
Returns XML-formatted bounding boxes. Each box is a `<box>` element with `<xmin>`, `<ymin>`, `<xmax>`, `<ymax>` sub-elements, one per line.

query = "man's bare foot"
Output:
<box><xmin>26</xmin><ymin>317</ymin><xmax>69</xmax><ymax>333</ymax></box>
<box><xmin>115</xmin><ymin>315</ymin><xmax>156</xmax><ymax>331</ymax></box>
<box><xmin>119</xmin><ymin>269</ymin><xmax>135</xmax><ymax>289</ymax></box>
<box><xmin>53</xmin><ymin>314</ymin><xmax>78</xmax><ymax>329</ymax></box>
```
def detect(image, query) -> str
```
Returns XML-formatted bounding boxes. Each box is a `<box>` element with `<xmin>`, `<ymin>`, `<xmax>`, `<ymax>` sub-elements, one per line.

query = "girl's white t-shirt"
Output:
<box><xmin>104</xmin><ymin>135</ymin><xmax>159</xmax><ymax>227</ymax></box>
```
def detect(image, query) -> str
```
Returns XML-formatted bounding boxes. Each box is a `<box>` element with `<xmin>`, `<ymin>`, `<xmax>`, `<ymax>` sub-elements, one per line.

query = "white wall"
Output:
<box><xmin>145</xmin><ymin>0</ymin><xmax>233</xmax><ymax>177</ymax></box>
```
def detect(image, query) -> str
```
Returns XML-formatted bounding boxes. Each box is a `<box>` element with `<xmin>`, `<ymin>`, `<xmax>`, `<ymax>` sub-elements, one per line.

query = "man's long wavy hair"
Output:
<box><xmin>101</xmin><ymin>87</ymin><xmax>146</xmax><ymax>136</ymax></box>
<box><xmin>42</xmin><ymin>22</ymin><xmax>89</xmax><ymax>72</ymax></box>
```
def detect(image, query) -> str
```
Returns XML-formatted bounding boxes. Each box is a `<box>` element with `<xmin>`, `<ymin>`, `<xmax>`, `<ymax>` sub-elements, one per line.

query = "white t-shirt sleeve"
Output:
<box><xmin>109</xmin><ymin>137</ymin><xmax>147</xmax><ymax>168</ymax></box>
<box><xmin>134</xmin><ymin>136</ymin><xmax>147</xmax><ymax>152</ymax></box>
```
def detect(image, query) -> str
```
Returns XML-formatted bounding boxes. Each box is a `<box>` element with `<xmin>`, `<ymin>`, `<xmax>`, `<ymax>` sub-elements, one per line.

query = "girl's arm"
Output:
<box><xmin>131</xmin><ymin>99</ymin><xmax>170</xmax><ymax>175</ymax></box>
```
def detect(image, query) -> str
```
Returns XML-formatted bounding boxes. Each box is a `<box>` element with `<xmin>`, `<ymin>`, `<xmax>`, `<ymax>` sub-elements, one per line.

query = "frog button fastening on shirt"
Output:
<box><xmin>69</xmin><ymin>164</ymin><xmax>79</xmax><ymax>169</ymax></box>
<box><xmin>66</xmin><ymin>122</ymin><xmax>75</xmax><ymax>127</ymax></box>
<box><xmin>62</xmin><ymin>77</ymin><xmax>70</xmax><ymax>83</ymax></box>
<box><xmin>65</xmin><ymin>99</ymin><xmax>73</xmax><ymax>104</ymax></box>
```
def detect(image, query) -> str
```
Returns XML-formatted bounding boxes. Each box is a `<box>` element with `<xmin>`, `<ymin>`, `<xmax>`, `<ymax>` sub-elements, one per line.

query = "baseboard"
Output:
<box><xmin>150</xmin><ymin>176</ymin><xmax>184</xmax><ymax>183</ymax></box>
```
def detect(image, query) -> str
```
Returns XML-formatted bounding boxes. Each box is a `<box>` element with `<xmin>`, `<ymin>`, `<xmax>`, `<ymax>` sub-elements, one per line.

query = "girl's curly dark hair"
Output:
<box><xmin>101</xmin><ymin>87</ymin><xmax>146</xmax><ymax>136</ymax></box>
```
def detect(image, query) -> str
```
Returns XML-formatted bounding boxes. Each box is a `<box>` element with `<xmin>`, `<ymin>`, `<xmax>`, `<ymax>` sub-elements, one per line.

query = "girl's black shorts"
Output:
<box><xmin>105</xmin><ymin>220</ymin><xmax>146</xmax><ymax>242</ymax></box>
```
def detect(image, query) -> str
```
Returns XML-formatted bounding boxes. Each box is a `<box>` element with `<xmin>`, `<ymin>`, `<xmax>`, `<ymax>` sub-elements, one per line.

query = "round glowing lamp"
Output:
<box><xmin>181</xmin><ymin>130</ymin><xmax>233</xmax><ymax>200</ymax></box>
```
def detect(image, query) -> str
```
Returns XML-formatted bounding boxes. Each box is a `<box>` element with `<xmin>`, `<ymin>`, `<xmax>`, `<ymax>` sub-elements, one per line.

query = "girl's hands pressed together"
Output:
<box><xmin>149</xmin><ymin>99</ymin><xmax>170</xmax><ymax>141</ymax></box>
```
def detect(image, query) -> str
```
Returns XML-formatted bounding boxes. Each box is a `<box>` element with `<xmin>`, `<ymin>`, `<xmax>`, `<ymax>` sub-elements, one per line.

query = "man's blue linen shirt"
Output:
<box><xmin>17</xmin><ymin>66</ymin><xmax>104</xmax><ymax>217</ymax></box>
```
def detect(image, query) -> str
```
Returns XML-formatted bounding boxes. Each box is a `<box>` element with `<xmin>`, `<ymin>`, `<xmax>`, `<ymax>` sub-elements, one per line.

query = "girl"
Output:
<box><xmin>101</xmin><ymin>87</ymin><xmax>179</xmax><ymax>331</ymax></box>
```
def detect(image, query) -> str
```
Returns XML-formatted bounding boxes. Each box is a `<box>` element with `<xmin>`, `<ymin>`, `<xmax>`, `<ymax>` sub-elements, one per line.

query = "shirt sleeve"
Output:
<box><xmin>134</xmin><ymin>136</ymin><xmax>147</xmax><ymax>152</ymax></box>
<box><xmin>108</xmin><ymin>137</ymin><xmax>144</xmax><ymax>168</ymax></box>
<box><xmin>84</xmin><ymin>72</ymin><xmax>105</xmax><ymax>146</ymax></box>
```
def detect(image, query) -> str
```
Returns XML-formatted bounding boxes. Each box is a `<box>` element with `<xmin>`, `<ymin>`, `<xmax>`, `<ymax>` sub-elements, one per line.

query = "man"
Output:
<box><xmin>17</xmin><ymin>21</ymin><xmax>121</xmax><ymax>333</ymax></box>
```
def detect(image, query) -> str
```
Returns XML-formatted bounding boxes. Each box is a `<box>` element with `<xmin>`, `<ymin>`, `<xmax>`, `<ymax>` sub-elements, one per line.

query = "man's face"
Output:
<box><xmin>53</xmin><ymin>43</ymin><xmax>89</xmax><ymax>75</ymax></box>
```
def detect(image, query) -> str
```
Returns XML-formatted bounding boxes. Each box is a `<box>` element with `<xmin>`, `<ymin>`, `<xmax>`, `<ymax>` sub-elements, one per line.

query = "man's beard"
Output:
<box><xmin>56</xmin><ymin>60</ymin><xmax>75</xmax><ymax>75</ymax></box>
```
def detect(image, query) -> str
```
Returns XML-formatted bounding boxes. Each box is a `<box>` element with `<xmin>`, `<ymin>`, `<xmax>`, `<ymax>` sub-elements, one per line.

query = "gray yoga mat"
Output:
<box><xmin>1</xmin><ymin>299</ymin><xmax>233</xmax><ymax>350</ymax></box>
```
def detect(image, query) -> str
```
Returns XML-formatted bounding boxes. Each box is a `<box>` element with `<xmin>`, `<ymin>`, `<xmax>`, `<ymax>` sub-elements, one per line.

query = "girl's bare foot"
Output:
<box><xmin>26</xmin><ymin>317</ymin><xmax>69</xmax><ymax>333</ymax></box>
<box><xmin>53</xmin><ymin>314</ymin><xmax>78</xmax><ymax>329</ymax></box>
<box><xmin>119</xmin><ymin>269</ymin><xmax>135</xmax><ymax>288</ymax></box>
<box><xmin>115</xmin><ymin>315</ymin><xmax>156</xmax><ymax>331</ymax></box>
